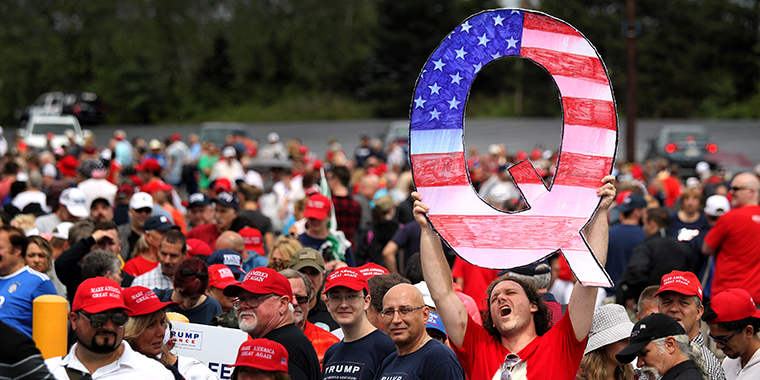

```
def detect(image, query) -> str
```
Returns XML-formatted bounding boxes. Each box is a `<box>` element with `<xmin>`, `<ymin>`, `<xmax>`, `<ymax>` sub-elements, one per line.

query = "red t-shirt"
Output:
<box><xmin>452</xmin><ymin>257</ymin><xmax>499</xmax><ymax>311</ymax></box>
<box><xmin>303</xmin><ymin>321</ymin><xmax>339</xmax><ymax>366</ymax></box>
<box><xmin>123</xmin><ymin>255</ymin><xmax>158</xmax><ymax>277</ymax></box>
<box><xmin>704</xmin><ymin>205</ymin><xmax>760</xmax><ymax>300</ymax></box>
<box><xmin>187</xmin><ymin>223</ymin><xmax>222</xmax><ymax>249</ymax></box>
<box><xmin>453</xmin><ymin>309</ymin><xmax>586</xmax><ymax>380</ymax></box>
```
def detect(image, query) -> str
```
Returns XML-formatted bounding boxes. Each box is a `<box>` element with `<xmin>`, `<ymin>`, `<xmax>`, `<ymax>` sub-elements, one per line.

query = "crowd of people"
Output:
<box><xmin>0</xmin><ymin>127</ymin><xmax>759</xmax><ymax>380</ymax></box>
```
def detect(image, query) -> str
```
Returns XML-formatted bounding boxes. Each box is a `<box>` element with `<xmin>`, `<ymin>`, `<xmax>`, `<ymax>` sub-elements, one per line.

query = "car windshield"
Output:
<box><xmin>200</xmin><ymin>129</ymin><xmax>243</xmax><ymax>143</ymax></box>
<box><xmin>668</xmin><ymin>132</ymin><xmax>709</xmax><ymax>143</ymax></box>
<box><xmin>31</xmin><ymin>123</ymin><xmax>74</xmax><ymax>135</ymax></box>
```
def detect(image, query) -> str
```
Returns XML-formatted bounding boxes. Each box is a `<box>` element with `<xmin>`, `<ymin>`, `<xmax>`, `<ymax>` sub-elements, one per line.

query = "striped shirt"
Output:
<box><xmin>693</xmin><ymin>332</ymin><xmax>727</xmax><ymax>380</ymax></box>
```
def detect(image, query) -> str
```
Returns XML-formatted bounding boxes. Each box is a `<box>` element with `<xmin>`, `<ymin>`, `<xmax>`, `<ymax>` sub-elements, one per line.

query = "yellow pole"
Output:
<box><xmin>33</xmin><ymin>294</ymin><xmax>68</xmax><ymax>359</ymax></box>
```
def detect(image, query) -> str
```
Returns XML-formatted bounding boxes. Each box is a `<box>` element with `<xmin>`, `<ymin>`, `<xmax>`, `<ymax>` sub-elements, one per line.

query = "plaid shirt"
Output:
<box><xmin>131</xmin><ymin>265</ymin><xmax>173</xmax><ymax>290</ymax></box>
<box><xmin>693</xmin><ymin>332</ymin><xmax>727</xmax><ymax>380</ymax></box>
<box><xmin>332</xmin><ymin>195</ymin><xmax>362</xmax><ymax>244</ymax></box>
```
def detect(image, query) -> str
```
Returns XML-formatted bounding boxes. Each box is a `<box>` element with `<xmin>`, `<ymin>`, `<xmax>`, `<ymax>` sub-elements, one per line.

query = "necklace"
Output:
<box><xmin>418</xmin><ymin>335</ymin><xmax>430</xmax><ymax>350</ymax></box>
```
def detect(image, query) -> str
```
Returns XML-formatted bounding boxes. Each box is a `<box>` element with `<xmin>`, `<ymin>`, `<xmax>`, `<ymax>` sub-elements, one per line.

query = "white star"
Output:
<box><xmin>491</xmin><ymin>52</ymin><xmax>501</xmax><ymax>60</ymax></box>
<box><xmin>429</xmin><ymin>108</ymin><xmax>441</xmax><ymax>121</ymax></box>
<box><xmin>414</xmin><ymin>96</ymin><xmax>427</xmax><ymax>109</ymax></box>
<box><xmin>450</xmin><ymin>72</ymin><xmax>463</xmax><ymax>85</ymax></box>
<box><xmin>448</xmin><ymin>96</ymin><xmax>462</xmax><ymax>110</ymax></box>
<box><xmin>455</xmin><ymin>46</ymin><xmax>468</xmax><ymax>60</ymax></box>
<box><xmin>511</xmin><ymin>10</ymin><xmax>520</xmax><ymax>15</ymax></box>
<box><xmin>473</xmin><ymin>62</ymin><xmax>483</xmax><ymax>73</ymax></box>
<box><xmin>428</xmin><ymin>82</ymin><xmax>441</xmax><ymax>95</ymax></box>
<box><xmin>506</xmin><ymin>37</ymin><xmax>518</xmax><ymax>49</ymax></box>
<box><xmin>477</xmin><ymin>33</ymin><xmax>490</xmax><ymax>47</ymax></box>
<box><xmin>493</xmin><ymin>14</ymin><xmax>505</xmax><ymax>26</ymax></box>
<box><xmin>433</xmin><ymin>59</ymin><xmax>446</xmax><ymax>71</ymax></box>
<box><xmin>461</xmin><ymin>21</ymin><xmax>472</xmax><ymax>33</ymax></box>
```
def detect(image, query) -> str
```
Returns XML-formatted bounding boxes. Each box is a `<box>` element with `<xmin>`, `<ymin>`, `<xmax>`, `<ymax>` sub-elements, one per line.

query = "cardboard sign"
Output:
<box><xmin>172</xmin><ymin>321</ymin><xmax>249</xmax><ymax>379</ymax></box>
<box><xmin>409</xmin><ymin>9</ymin><xmax>617</xmax><ymax>287</ymax></box>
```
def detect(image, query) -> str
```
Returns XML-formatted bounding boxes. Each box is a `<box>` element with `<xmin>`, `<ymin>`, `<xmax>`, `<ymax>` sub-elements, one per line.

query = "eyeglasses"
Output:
<box><xmin>380</xmin><ymin>306</ymin><xmax>425</xmax><ymax>319</ymax></box>
<box><xmin>78</xmin><ymin>311</ymin><xmax>130</xmax><ymax>329</ymax></box>
<box><xmin>179</xmin><ymin>268</ymin><xmax>209</xmax><ymax>280</ymax></box>
<box><xmin>295</xmin><ymin>295</ymin><xmax>310</xmax><ymax>305</ymax></box>
<box><xmin>500</xmin><ymin>353</ymin><xmax>521</xmax><ymax>380</ymax></box>
<box><xmin>327</xmin><ymin>294</ymin><xmax>365</xmax><ymax>305</ymax></box>
<box><xmin>729</xmin><ymin>186</ymin><xmax>751</xmax><ymax>192</ymax></box>
<box><xmin>232</xmin><ymin>294</ymin><xmax>276</xmax><ymax>309</ymax></box>
<box><xmin>708</xmin><ymin>329</ymin><xmax>742</xmax><ymax>346</ymax></box>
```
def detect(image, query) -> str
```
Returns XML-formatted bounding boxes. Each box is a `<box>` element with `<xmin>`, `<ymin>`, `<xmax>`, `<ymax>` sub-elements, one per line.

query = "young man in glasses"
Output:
<box><xmin>656</xmin><ymin>270</ymin><xmax>726</xmax><ymax>380</ymax></box>
<box><xmin>412</xmin><ymin>176</ymin><xmax>616</xmax><ymax>380</ymax></box>
<box><xmin>280</xmin><ymin>268</ymin><xmax>339</xmax><ymax>366</ymax></box>
<box><xmin>375</xmin><ymin>283</ymin><xmax>465</xmax><ymax>380</ymax></box>
<box><xmin>224</xmin><ymin>267</ymin><xmax>322</xmax><ymax>380</ymax></box>
<box><xmin>702</xmin><ymin>288</ymin><xmax>760</xmax><ymax>380</ymax></box>
<box><xmin>320</xmin><ymin>267</ymin><xmax>395</xmax><ymax>380</ymax></box>
<box><xmin>703</xmin><ymin>172</ymin><xmax>760</xmax><ymax>304</ymax></box>
<box><xmin>45</xmin><ymin>277</ymin><xmax>173</xmax><ymax>379</ymax></box>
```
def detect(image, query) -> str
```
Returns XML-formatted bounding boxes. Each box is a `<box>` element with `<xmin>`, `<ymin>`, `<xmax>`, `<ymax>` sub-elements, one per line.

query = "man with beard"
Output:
<box><xmin>281</xmin><ymin>268</ymin><xmax>339</xmax><ymax>365</ymax></box>
<box><xmin>45</xmin><ymin>277</ymin><xmax>173</xmax><ymax>379</ymax></box>
<box><xmin>224</xmin><ymin>267</ymin><xmax>322</xmax><ymax>380</ymax></box>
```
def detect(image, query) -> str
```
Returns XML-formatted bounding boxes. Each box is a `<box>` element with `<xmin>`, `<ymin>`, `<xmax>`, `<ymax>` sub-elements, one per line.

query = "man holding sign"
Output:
<box><xmin>413</xmin><ymin>176</ymin><xmax>615</xmax><ymax>380</ymax></box>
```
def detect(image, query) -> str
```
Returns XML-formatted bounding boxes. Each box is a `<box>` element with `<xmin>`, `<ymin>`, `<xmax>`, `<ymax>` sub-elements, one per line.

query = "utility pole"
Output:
<box><xmin>626</xmin><ymin>0</ymin><xmax>637</xmax><ymax>163</ymax></box>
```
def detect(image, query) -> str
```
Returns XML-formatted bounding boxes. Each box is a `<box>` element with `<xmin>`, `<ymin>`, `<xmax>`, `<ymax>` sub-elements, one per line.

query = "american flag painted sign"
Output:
<box><xmin>409</xmin><ymin>9</ymin><xmax>617</xmax><ymax>287</ymax></box>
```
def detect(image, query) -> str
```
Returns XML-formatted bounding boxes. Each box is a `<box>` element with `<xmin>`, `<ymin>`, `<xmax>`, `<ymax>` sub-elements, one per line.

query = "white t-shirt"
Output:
<box><xmin>46</xmin><ymin>342</ymin><xmax>174</xmax><ymax>380</ymax></box>
<box><xmin>723</xmin><ymin>348</ymin><xmax>760</xmax><ymax>380</ymax></box>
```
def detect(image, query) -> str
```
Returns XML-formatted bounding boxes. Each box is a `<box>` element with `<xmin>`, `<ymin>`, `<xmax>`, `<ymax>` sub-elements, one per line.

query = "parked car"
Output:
<box><xmin>197</xmin><ymin>122</ymin><xmax>249</xmax><ymax>147</ymax></box>
<box><xmin>15</xmin><ymin>91</ymin><xmax>106</xmax><ymax>126</ymax></box>
<box><xmin>646</xmin><ymin>124</ymin><xmax>717</xmax><ymax>168</ymax></box>
<box><xmin>18</xmin><ymin>115</ymin><xmax>85</xmax><ymax>149</ymax></box>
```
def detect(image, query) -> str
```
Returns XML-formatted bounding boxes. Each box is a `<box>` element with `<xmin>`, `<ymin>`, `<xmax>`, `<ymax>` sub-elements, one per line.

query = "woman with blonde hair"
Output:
<box><xmin>25</xmin><ymin>235</ymin><xmax>53</xmax><ymax>274</ymax></box>
<box><xmin>577</xmin><ymin>304</ymin><xmax>635</xmax><ymax>380</ymax></box>
<box><xmin>266</xmin><ymin>235</ymin><xmax>303</xmax><ymax>272</ymax></box>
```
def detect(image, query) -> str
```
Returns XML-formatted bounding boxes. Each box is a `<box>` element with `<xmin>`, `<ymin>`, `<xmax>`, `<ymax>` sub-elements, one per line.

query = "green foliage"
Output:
<box><xmin>0</xmin><ymin>0</ymin><xmax>757</xmax><ymax>124</ymax></box>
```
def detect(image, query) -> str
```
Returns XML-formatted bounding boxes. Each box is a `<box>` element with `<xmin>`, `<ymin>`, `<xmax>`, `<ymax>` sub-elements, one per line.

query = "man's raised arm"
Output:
<box><xmin>414</xmin><ymin>192</ymin><xmax>469</xmax><ymax>348</ymax></box>
<box><xmin>568</xmin><ymin>175</ymin><xmax>616</xmax><ymax>341</ymax></box>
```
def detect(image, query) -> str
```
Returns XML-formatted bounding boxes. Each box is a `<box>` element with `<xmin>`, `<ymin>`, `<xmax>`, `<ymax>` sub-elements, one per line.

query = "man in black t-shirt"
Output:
<box><xmin>224</xmin><ymin>267</ymin><xmax>322</xmax><ymax>380</ymax></box>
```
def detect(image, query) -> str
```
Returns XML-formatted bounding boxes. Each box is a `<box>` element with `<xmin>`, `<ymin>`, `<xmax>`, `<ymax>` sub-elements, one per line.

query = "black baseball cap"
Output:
<box><xmin>143</xmin><ymin>216</ymin><xmax>180</xmax><ymax>232</ymax></box>
<box><xmin>214</xmin><ymin>192</ymin><xmax>240</xmax><ymax>211</ymax></box>
<box><xmin>498</xmin><ymin>259</ymin><xmax>551</xmax><ymax>277</ymax></box>
<box><xmin>615</xmin><ymin>313</ymin><xmax>686</xmax><ymax>363</ymax></box>
<box><xmin>188</xmin><ymin>193</ymin><xmax>211</xmax><ymax>207</ymax></box>
<box><xmin>616</xmin><ymin>193</ymin><xmax>647</xmax><ymax>214</ymax></box>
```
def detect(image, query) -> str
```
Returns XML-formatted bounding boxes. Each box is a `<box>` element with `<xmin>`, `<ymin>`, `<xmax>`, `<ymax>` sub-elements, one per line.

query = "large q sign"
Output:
<box><xmin>409</xmin><ymin>9</ymin><xmax>617</xmax><ymax>287</ymax></box>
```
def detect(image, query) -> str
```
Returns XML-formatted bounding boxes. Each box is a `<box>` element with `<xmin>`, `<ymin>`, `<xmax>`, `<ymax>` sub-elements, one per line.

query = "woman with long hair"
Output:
<box><xmin>230</xmin><ymin>339</ymin><xmax>290</xmax><ymax>380</ymax></box>
<box><xmin>266</xmin><ymin>235</ymin><xmax>303</xmax><ymax>272</ymax></box>
<box><xmin>25</xmin><ymin>235</ymin><xmax>53</xmax><ymax>274</ymax></box>
<box><xmin>577</xmin><ymin>304</ymin><xmax>635</xmax><ymax>380</ymax></box>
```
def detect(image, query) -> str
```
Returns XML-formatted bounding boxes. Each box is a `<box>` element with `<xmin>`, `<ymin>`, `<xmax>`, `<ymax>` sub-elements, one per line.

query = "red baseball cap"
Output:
<box><xmin>214</xmin><ymin>178</ymin><xmax>232</xmax><ymax>193</ymax></box>
<box><xmin>324</xmin><ymin>267</ymin><xmax>368</xmax><ymax>294</ymax></box>
<box><xmin>304</xmin><ymin>193</ymin><xmax>330</xmax><ymax>221</ymax></box>
<box><xmin>137</xmin><ymin>158</ymin><xmax>162</xmax><ymax>173</ymax></box>
<box><xmin>239</xmin><ymin>227</ymin><xmax>265</xmax><ymax>255</ymax></box>
<box><xmin>230</xmin><ymin>339</ymin><xmax>288</xmax><ymax>372</ymax></box>
<box><xmin>58</xmin><ymin>155</ymin><xmax>79</xmax><ymax>177</ymax></box>
<box><xmin>655</xmin><ymin>270</ymin><xmax>703</xmax><ymax>301</ymax></box>
<box><xmin>172</xmin><ymin>133</ymin><xmax>182</xmax><ymax>142</ymax></box>
<box><xmin>357</xmin><ymin>263</ymin><xmax>390</xmax><ymax>279</ymax></box>
<box><xmin>208</xmin><ymin>264</ymin><xmax>241</xmax><ymax>290</ymax></box>
<box><xmin>707</xmin><ymin>288</ymin><xmax>760</xmax><ymax>323</ymax></box>
<box><xmin>223</xmin><ymin>267</ymin><xmax>293</xmax><ymax>300</ymax></box>
<box><xmin>186</xmin><ymin>238</ymin><xmax>212</xmax><ymax>258</ymax></box>
<box><xmin>73</xmin><ymin>277</ymin><xmax>131</xmax><ymax>314</ymax></box>
<box><xmin>141</xmin><ymin>179</ymin><xmax>173</xmax><ymax>195</ymax></box>
<box><xmin>121</xmin><ymin>286</ymin><xmax>178</xmax><ymax>316</ymax></box>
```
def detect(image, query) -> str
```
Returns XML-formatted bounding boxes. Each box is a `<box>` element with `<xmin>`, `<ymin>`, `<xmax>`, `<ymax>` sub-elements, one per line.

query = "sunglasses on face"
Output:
<box><xmin>179</xmin><ymin>268</ymin><xmax>209</xmax><ymax>280</ymax></box>
<box><xmin>500</xmin><ymin>353</ymin><xmax>521</xmax><ymax>380</ymax></box>
<box><xmin>78</xmin><ymin>311</ymin><xmax>129</xmax><ymax>329</ymax></box>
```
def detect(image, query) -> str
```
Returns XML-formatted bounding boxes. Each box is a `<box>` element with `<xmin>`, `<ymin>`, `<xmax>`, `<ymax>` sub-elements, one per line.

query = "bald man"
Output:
<box><xmin>703</xmin><ymin>172</ymin><xmax>760</xmax><ymax>303</ymax></box>
<box><xmin>375</xmin><ymin>284</ymin><xmax>464</xmax><ymax>380</ymax></box>
<box><xmin>215</xmin><ymin>231</ymin><xmax>247</xmax><ymax>265</ymax></box>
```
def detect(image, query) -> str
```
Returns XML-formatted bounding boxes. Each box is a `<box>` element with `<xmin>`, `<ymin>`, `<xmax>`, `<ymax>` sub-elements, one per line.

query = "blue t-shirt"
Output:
<box><xmin>0</xmin><ymin>266</ymin><xmax>57</xmax><ymax>337</ymax></box>
<box><xmin>323</xmin><ymin>329</ymin><xmax>396</xmax><ymax>380</ymax></box>
<box><xmin>666</xmin><ymin>211</ymin><xmax>711</xmax><ymax>273</ymax></box>
<box><xmin>606</xmin><ymin>224</ymin><xmax>645</xmax><ymax>295</ymax></box>
<box><xmin>374</xmin><ymin>338</ymin><xmax>465</xmax><ymax>380</ymax></box>
<box><xmin>298</xmin><ymin>233</ymin><xmax>357</xmax><ymax>267</ymax></box>
<box><xmin>159</xmin><ymin>289</ymin><xmax>222</xmax><ymax>325</ymax></box>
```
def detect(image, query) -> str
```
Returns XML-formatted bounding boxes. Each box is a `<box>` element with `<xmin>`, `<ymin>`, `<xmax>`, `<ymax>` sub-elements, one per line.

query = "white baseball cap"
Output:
<box><xmin>130</xmin><ymin>192</ymin><xmax>154</xmax><ymax>210</ymax></box>
<box><xmin>222</xmin><ymin>146</ymin><xmax>237</xmax><ymax>158</ymax></box>
<box><xmin>60</xmin><ymin>188</ymin><xmax>88</xmax><ymax>218</ymax></box>
<box><xmin>705</xmin><ymin>195</ymin><xmax>730</xmax><ymax>217</ymax></box>
<box><xmin>267</xmin><ymin>132</ymin><xmax>280</xmax><ymax>143</ymax></box>
<box><xmin>52</xmin><ymin>222</ymin><xmax>74</xmax><ymax>240</ymax></box>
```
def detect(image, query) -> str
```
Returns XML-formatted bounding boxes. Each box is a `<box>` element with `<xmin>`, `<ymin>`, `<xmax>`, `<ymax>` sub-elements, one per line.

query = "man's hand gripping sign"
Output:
<box><xmin>409</xmin><ymin>9</ymin><xmax>617</xmax><ymax>287</ymax></box>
